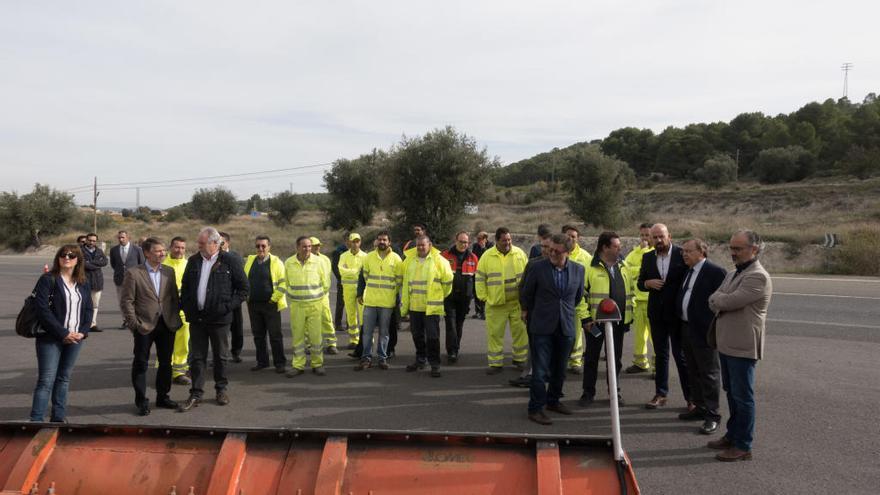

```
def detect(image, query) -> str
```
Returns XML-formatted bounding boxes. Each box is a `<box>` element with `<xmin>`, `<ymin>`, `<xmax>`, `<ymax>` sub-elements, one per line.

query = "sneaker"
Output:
<box><xmin>216</xmin><ymin>391</ymin><xmax>230</xmax><ymax>406</ymax></box>
<box><xmin>430</xmin><ymin>367</ymin><xmax>441</xmax><ymax>378</ymax></box>
<box><xmin>447</xmin><ymin>353</ymin><xmax>458</xmax><ymax>364</ymax></box>
<box><xmin>405</xmin><ymin>362</ymin><xmax>426</xmax><ymax>372</ymax></box>
<box><xmin>354</xmin><ymin>360</ymin><xmax>372</xmax><ymax>371</ymax></box>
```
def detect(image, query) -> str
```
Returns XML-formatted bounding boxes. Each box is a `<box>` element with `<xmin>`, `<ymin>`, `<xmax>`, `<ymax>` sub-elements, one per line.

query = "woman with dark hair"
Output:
<box><xmin>30</xmin><ymin>244</ymin><xmax>93</xmax><ymax>422</ymax></box>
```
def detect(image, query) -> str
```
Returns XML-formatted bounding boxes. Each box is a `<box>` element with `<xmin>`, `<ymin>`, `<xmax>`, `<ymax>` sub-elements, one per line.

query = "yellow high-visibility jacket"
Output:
<box><xmin>338</xmin><ymin>250</ymin><xmax>368</xmax><ymax>290</ymax></box>
<box><xmin>569</xmin><ymin>244</ymin><xmax>593</xmax><ymax>319</ymax></box>
<box><xmin>400</xmin><ymin>252</ymin><xmax>454</xmax><ymax>317</ymax></box>
<box><xmin>584</xmin><ymin>257</ymin><xmax>635</xmax><ymax>325</ymax></box>
<box><xmin>282</xmin><ymin>254</ymin><xmax>328</xmax><ymax>305</ymax></box>
<box><xmin>244</xmin><ymin>254</ymin><xmax>288</xmax><ymax>311</ymax></box>
<box><xmin>361</xmin><ymin>249</ymin><xmax>403</xmax><ymax>308</ymax></box>
<box><xmin>314</xmin><ymin>252</ymin><xmax>333</xmax><ymax>296</ymax></box>
<box><xmin>475</xmin><ymin>245</ymin><xmax>528</xmax><ymax>306</ymax></box>
<box><xmin>624</xmin><ymin>245</ymin><xmax>654</xmax><ymax>303</ymax></box>
<box><xmin>162</xmin><ymin>256</ymin><xmax>187</xmax><ymax>292</ymax></box>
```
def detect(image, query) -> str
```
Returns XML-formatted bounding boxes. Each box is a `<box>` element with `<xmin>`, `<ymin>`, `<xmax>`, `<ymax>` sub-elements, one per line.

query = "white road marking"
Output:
<box><xmin>769</xmin><ymin>318</ymin><xmax>879</xmax><ymax>330</ymax></box>
<box><xmin>774</xmin><ymin>292</ymin><xmax>880</xmax><ymax>300</ymax></box>
<box><xmin>773</xmin><ymin>276</ymin><xmax>880</xmax><ymax>284</ymax></box>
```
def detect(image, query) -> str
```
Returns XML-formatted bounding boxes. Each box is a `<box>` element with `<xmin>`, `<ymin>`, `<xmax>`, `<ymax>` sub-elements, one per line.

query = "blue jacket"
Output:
<box><xmin>33</xmin><ymin>273</ymin><xmax>93</xmax><ymax>341</ymax></box>
<box><xmin>681</xmin><ymin>259</ymin><xmax>727</xmax><ymax>345</ymax></box>
<box><xmin>519</xmin><ymin>258</ymin><xmax>585</xmax><ymax>337</ymax></box>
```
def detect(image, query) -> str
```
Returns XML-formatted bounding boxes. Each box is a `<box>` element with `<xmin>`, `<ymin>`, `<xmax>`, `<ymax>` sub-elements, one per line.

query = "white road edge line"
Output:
<box><xmin>769</xmin><ymin>318</ymin><xmax>879</xmax><ymax>330</ymax></box>
<box><xmin>773</xmin><ymin>276</ymin><xmax>880</xmax><ymax>283</ymax></box>
<box><xmin>774</xmin><ymin>292</ymin><xmax>880</xmax><ymax>300</ymax></box>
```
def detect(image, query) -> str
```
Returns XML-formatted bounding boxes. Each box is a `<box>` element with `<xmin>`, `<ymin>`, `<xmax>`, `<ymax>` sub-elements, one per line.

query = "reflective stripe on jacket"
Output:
<box><xmin>585</xmin><ymin>258</ymin><xmax>634</xmax><ymax>324</ymax></box>
<box><xmin>624</xmin><ymin>245</ymin><xmax>653</xmax><ymax>303</ymax></box>
<box><xmin>400</xmin><ymin>252</ymin><xmax>454</xmax><ymax>316</ymax></box>
<box><xmin>362</xmin><ymin>249</ymin><xmax>403</xmax><ymax>308</ymax></box>
<box><xmin>282</xmin><ymin>255</ymin><xmax>327</xmax><ymax>305</ymax></box>
<box><xmin>338</xmin><ymin>250</ymin><xmax>368</xmax><ymax>288</ymax></box>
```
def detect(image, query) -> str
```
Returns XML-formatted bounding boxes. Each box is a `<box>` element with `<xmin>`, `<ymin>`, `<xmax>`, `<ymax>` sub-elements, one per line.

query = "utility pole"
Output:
<box><xmin>289</xmin><ymin>182</ymin><xmax>293</xmax><ymax>194</ymax></box>
<box><xmin>136</xmin><ymin>187</ymin><xmax>141</xmax><ymax>209</ymax></box>
<box><xmin>841</xmin><ymin>62</ymin><xmax>853</xmax><ymax>99</ymax></box>
<box><xmin>92</xmin><ymin>176</ymin><xmax>99</xmax><ymax>233</ymax></box>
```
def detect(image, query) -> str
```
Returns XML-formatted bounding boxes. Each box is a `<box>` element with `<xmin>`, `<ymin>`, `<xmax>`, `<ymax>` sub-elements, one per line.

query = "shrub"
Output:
<box><xmin>191</xmin><ymin>187</ymin><xmax>237</xmax><ymax>224</ymax></box>
<box><xmin>831</xmin><ymin>227</ymin><xmax>880</xmax><ymax>276</ymax></box>
<box><xmin>694</xmin><ymin>153</ymin><xmax>738</xmax><ymax>189</ymax></box>
<box><xmin>752</xmin><ymin>146</ymin><xmax>816</xmax><ymax>183</ymax></box>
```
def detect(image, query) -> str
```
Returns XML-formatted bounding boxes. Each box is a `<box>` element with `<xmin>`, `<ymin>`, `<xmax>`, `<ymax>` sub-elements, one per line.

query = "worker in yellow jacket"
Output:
<box><xmin>355</xmin><ymin>230</ymin><xmax>402</xmax><ymax>369</ymax></box>
<box><xmin>623</xmin><ymin>223</ymin><xmax>654</xmax><ymax>374</ymax></box>
<box><xmin>400</xmin><ymin>236</ymin><xmax>454</xmax><ymax>377</ymax></box>
<box><xmin>562</xmin><ymin>225</ymin><xmax>593</xmax><ymax>374</ymax></box>
<box><xmin>338</xmin><ymin>233</ymin><xmax>367</xmax><ymax>348</ymax></box>
<box><xmin>283</xmin><ymin>236</ymin><xmax>330</xmax><ymax>377</ymax></box>
<box><xmin>475</xmin><ymin>227</ymin><xmax>529</xmax><ymax>374</ymax></box>
<box><xmin>243</xmin><ymin>235</ymin><xmax>288</xmax><ymax>373</ymax></box>
<box><xmin>162</xmin><ymin>236</ymin><xmax>190</xmax><ymax>385</ymax></box>
<box><xmin>310</xmin><ymin>237</ymin><xmax>337</xmax><ymax>354</ymax></box>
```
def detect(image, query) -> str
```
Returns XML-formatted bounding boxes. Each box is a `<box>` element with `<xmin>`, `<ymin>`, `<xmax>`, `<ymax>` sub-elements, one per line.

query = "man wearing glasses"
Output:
<box><xmin>110</xmin><ymin>230</ymin><xmax>145</xmax><ymax>329</ymax></box>
<box><xmin>440</xmin><ymin>231</ymin><xmax>478</xmax><ymax>364</ymax></box>
<box><xmin>243</xmin><ymin>235</ymin><xmax>288</xmax><ymax>373</ymax></box>
<box><xmin>82</xmin><ymin>233</ymin><xmax>108</xmax><ymax>332</ymax></box>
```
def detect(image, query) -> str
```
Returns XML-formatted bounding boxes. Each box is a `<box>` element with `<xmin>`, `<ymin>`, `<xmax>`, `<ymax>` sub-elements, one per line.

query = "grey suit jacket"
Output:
<box><xmin>120</xmin><ymin>263</ymin><xmax>183</xmax><ymax>335</ymax></box>
<box><xmin>707</xmin><ymin>260</ymin><xmax>772</xmax><ymax>360</ymax></box>
<box><xmin>110</xmin><ymin>243</ymin><xmax>145</xmax><ymax>286</ymax></box>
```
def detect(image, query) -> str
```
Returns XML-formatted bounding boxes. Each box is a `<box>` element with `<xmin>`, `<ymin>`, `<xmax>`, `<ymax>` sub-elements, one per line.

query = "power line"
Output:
<box><xmin>841</xmin><ymin>62</ymin><xmax>854</xmax><ymax>99</ymax></box>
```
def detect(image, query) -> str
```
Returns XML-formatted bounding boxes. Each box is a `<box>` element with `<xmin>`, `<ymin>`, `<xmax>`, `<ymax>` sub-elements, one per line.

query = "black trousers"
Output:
<box><xmin>474</xmin><ymin>298</ymin><xmax>485</xmax><ymax>317</ymax></box>
<box><xmin>443</xmin><ymin>296</ymin><xmax>471</xmax><ymax>355</ymax></box>
<box><xmin>334</xmin><ymin>281</ymin><xmax>346</xmax><ymax>331</ymax></box>
<box><xmin>189</xmin><ymin>322</ymin><xmax>230</xmax><ymax>398</ymax></box>
<box><xmin>582</xmin><ymin>322</ymin><xmax>626</xmax><ymax>399</ymax></box>
<box><xmin>131</xmin><ymin>318</ymin><xmax>174</xmax><ymax>407</ymax></box>
<box><xmin>410</xmin><ymin>311</ymin><xmax>441</xmax><ymax>366</ymax></box>
<box><xmin>651</xmin><ymin>316</ymin><xmax>690</xmax><ymax>400</ymax></box>
<box><xmin>230</xmin><ymin>306</ymin><xmax>244</xmax><ymax>358</ymax></box>
<box><xmin>388</xmin><ymin>304</ymin><xmax>400</xmax><ymax>354</ymax></box>
<box><xmin>681</xmin><ymin>322</ymin><xmax>722</xmax><ymax>421</ymax></box>
<box><xmin>248</xmin><ymin>301</ymin><xmax>286</xmax><ymax>368</ymax></box>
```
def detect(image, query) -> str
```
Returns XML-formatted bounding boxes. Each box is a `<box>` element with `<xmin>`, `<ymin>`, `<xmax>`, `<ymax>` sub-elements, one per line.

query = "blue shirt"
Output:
<box><xmin>146</xmin><ymin>261</ymin><xmax>162</xmax><ymax>297</ymax></box>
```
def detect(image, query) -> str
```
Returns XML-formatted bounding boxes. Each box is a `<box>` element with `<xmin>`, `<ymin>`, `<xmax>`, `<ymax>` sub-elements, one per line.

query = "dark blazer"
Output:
<box><xmin>119</xmin><ymin>263</ymin><xmax>184</xmax><ymax>335</ymax></box>
<box><xmin>638</xmin><ymin>245</ymin><xmax>688</xmax><ymax>324</ymax></box>
<box><xmin>33</xmin><ymin>273</ymin><xmax>93</xmax><ymax>341</ymax></box>
<box><xmin>682</xmin><ymin>259</ymin><xmax>727</xmax><ymax>345</ymax></box>
<box><xmin>82</xmin><ymin>247</ymin><xmax>108</xmax><ymax>291</ymax></box>
<box><xmin>519</xmin><ymin>258</ymin><xmax>585</xmax><ymax>338</ymax></box>
<box><xmin>109</xmin><ymin>243</ymin><xmax>145</xmax><ymax>286</ymax></box>
<box><xmin>180</xmin><ymin>251</ymin><xmax>249</xmax><ymax>325</ymax></box>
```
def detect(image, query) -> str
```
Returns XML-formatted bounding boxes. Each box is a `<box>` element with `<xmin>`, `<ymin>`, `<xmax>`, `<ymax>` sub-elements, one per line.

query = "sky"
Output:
<box><xmin>2</xmin><ymin>1</ymin><xmax>878</xmax><ymax>208</ymax></box>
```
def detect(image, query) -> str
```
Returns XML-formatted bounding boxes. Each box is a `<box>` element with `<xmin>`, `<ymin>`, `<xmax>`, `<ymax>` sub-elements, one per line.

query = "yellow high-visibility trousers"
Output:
<box><xmin>342</xmin><ymin>284</ymin><xmax>363</xmax><ymax>344</ymax></box>
<box><xmin>568</xmin><ymin>323</ymin><xmax>585</xmax><ymax>368</ymax></box>
<box><xmin>485</xmin><ymin>300</ymin><xmax>528</xmax><ymax>367</ymax></box>
<box><xmin>290</xmin><ymin>301</ymin><xmax>324</xmax><ymax>370</ymax></box>
<box><xmin>321</xmin><ymin>295</ymin><xmax>336</xmax><ymax>348</ymax></box>
<box><xmin>172</xmin><ymin>315</ymin><xmax>190</xmax><ymax>378</ymax></box>
<box><xmin>631</xmin><ymin>304</ymin><xmax>652</xmax><ymax>369</ymax></box>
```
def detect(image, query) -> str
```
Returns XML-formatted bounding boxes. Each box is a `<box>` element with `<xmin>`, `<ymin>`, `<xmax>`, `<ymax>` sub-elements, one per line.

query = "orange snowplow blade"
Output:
<box><xmin>0</xmin><ymin>423</ymin><xmax>639</xmax><ymax>494</ymax></box>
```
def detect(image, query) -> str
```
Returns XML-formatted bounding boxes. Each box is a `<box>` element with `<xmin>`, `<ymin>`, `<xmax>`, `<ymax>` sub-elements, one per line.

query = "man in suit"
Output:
<box><xmin>707</xmin><ymin>230</ymin><xmax>772</xmax><ymax>462</ymax></box>
<box><xmin>82</xmin><ymin>232</ymin><xmax>108</xmax><ymax>332</ymax></box>
<box><xmin>120</xmin><ymin>238</ymin><xmax>183</xmax><ymax>416</ymax></box>
<box><xmin>677</xmin><ymin>238</ymin><xmax>727</xmax><ymax>435</ymax></box>
<box><xmin>638</xmin><ymin>223</ymin><xmax>691</xmax><ymax>410</ymax></box>
<box><xmin>520</xmin><ymin>233</ymin><xmax>586</xmax><ymax>425</ymax></box>
<box><xmin>110</xmin><ymin>230</ymin><xmax>145</xmax><ymax>329</ymax></box>
<box><xmin>178</xmin><ymin>227</ymin><xmax>249</xmax><ymax>412</ymax></box>
<box><xmin>219</xmin><ymin>232</ymin><xmax>245</xmax><ymax>363</ymax></box>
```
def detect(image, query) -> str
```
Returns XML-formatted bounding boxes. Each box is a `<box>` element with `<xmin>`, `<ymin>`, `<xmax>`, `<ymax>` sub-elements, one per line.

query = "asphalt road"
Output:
<box><xmin>0</xmin><ymin>255</ymin><xmax>878</xmax><ymax>494</ymax></box>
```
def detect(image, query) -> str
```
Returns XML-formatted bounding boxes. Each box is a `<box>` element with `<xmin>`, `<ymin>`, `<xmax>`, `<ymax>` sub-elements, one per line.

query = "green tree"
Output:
<box><xmin>838</xmin><ymin>145</ymin><xmax>880</xmax><ymax>179</ymax></box>
<box><xmin>0</xmin><ymin>183</ymin><xmax>76</xmax><ymax>249</ymax></box>
<box><xmin>385</xmin><ymin>127</ymin><xmax>498</xmax><ymax>242</ymax></box>
<box><xmin>322</xmin><ymin>150</ymin><xmax>384</xmax><ymax>230</ymax></box>
<box><xmin>693</xmin><ymin>153</ymin><xmax>738</xmax><ymax>189</ymax></box>
<box><xmin>600</xmin><ymin>127</ymin><xmax>658</xmax><ymax>176</ymax></box>
<box><xmin>190</xmin><ymin>187</ymin><xmax>237</xmax><ymax>224</ymax></box>
<box><xmin>246</xmin><ymin>194</ymin><xmax>262</xmax><ymax>213</ymax></box>
<box><xmin>266</xmin><ymin>191</ymin><xmax>302</xmax><ymax>227</ymax></box>
<box><xmin>561</xmin><ymin>146</ymin><xmax>634</xmax><ymax>227</ymax></box>
<box><xmin>752</xmin><ymin>146</ymin><xmax>817</xmax><ymax>184</ymax></box>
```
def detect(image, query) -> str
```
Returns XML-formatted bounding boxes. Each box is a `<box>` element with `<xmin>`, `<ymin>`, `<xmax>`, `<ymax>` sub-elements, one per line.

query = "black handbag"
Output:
<box><xmin>15</xmin><ymin>278</ymin><xmax>54</xmax><ymax>338</ymax></box>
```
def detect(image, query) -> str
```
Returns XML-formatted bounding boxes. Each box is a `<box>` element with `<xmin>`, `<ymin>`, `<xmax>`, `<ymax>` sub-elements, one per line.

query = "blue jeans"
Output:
<box><xmin>362</xmin><ymin>306</ymin><xmax>392</xmax><ymax>361</ymax></box>
<box><xmin>528</xmin><ymin>330</ymin><xmax>574</xmax><ymax>413</ymax></box>
<box><xmin>719</xmin><ymin>353</ymin><xmax>757</xmax><ymax>451</ymax></box>
<box><xmin>31</xmin><ymin>338</ymin><xmax>83</xmax><ymax>422</ymax></box>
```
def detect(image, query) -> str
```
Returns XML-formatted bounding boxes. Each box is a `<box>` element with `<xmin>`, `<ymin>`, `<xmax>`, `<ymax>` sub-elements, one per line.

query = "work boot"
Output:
<box><xmin>326</xmin><ymin>346</ymin><xmax>339</xmax><ymax>355</ymax></box>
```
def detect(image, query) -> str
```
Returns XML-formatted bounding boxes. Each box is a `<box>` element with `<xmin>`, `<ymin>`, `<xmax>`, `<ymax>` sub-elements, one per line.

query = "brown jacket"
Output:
<box><xmin>707</xmin><ymin>260</ymin><xmax>772</xmax><ymax>360</ymax></box>
<box><xmin>120</xmin><ymin>263</ymin><xmax>183</xmax><ymax>335</ymax></box>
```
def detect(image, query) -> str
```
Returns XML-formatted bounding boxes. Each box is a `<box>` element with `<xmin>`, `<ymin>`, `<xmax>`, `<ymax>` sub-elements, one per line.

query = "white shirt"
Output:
<box><xmin>680</xmin><ymin>258</ymin><xmax>706</xmax><ymax>322</ymax></box>
<box><xmin>197</xmin><ymin>252</ymin><xmax>219</xmax><ymax>310</ymax></box>
<box><xmin>61</xmin><ymin>277</ymin><xmax>82</xmax><ymax>333</ymax></box>
<box><xmin>120</xmin><ymin>242</ymin><xmax>129</xmax><ymax>262</ymax></box>
<box><xmin>656</xmin><ymin>250</ymin><xmax>671</xmax><ymax>280</ymax></box>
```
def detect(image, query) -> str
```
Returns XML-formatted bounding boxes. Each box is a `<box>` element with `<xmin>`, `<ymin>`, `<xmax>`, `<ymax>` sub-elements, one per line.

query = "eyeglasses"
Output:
<box><xmin>59</xmin><ymin>252</ymin><xmax>77</xmax><ymax>260</ymax></box>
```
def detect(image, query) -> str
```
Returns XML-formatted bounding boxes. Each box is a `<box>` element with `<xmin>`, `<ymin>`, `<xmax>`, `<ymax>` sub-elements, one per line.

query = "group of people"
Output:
<box><xmin>30</xmin><ymin>221</ymin><xmax>771</xmax><ymax>463</ymax></box>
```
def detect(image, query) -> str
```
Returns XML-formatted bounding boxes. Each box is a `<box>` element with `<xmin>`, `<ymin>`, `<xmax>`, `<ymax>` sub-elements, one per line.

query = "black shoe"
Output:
<box><xmin>486</xmin><ymin>366</ymin><xmax>503</xmax><ymax>375</ymax></box>
<box><xmin>178</xmin><ymin>396</ymin><xmax>200</xmax><ymax>412</ymax></box>
<box><xmin>173</xmin><ymin>375</ymin><xmax>192</xmax><ymax>386</ymax></box>
<box><xmin>617</xmin><ymin>395</ymin><xmax>626</xmax><ymax>406</ymax></box>
<box><xmin>624</xmin><ymin>364</ymin><xmax>648</xmax><ymax>374</ymax></box>
<box><xmin>313</xmin><ymin>366</ymin><xmax>326</xmax><ymax>376</ymax></box>
<box><xmin>405</xmin><ymin>362</ymin><xmax>426</xmax><ymax>372</ymax></box>
<box><xmin>89</xmin><ymin>326</ymin><xmax>102</xmax><ymax>332</ymax></box>
<box><xmin>546</xmin><ymin>402</ymin><xmax>573</xmax><ymax>415</ymax></box>
<box><xmin>430</xmin><ymin>367</ymin><xmax>441</xmax><ymax>378</ymax></box>
<box><xmin>275</xmin><ymin>366</ymin><xmax>287</xmax><ymax>374</ymax></box>
<box><xmin>447</xmin><ymin>353</ymin><xmax>458</xmax><ymax>364</ymax></box>
<box><xmin>286</xmin><ymin>368</ymin><xmax>305</xmax><ymax>378</ymax></box>
<box><xmin>137</xmin><ymin>400</ymin><xmax>151</xmax><ymax>416</ymax></box>
<box><xmin>251</xmin><ymin>364</ymin><xmax>269</xmax><ymax>371</ymax></box>
<box><xmin>231</xmin><ymin>355</ymin><xmax>243</xmax><ymax>363</ymax></box>
<box><xmin>528</xmin><ymin>411</ymin><xmax>552</xmax><ymax>425</ymax></box>
<box><xmin>699</xmin><ymin>420</ymin><xmax>719</xmax><ymax>435</ymax></box>
<box><xmin>348</xmin><ymin>352</ymin><xmax>362</xmax><ymax>360</ymax></box>
<box><xmin>216</xmin><ymin>391</ymin><xmax>230</xmax><ymax>406</ymax></box>
<box><xmin>567</xmin><ymin>366</ymin><xmax>583</xmax><ymax>375</ymax></box>
<box><xmin>119</xmin><ymin>323</ymin><xmax>128</xmax><ymax>330</ymax></box>
<box><xmin>679</xmin><ymin>409</ymin><xmax>705</xmax><ymax>421</ymax></box>
<box><xmin>354</xmin><ymin>360</ymin><xmax>371</xmax><ymax>371</ymax></box>
<box><xmin>156</xmin><ymin>397</ymin><xmax>178</xmax><ymax>409</ymax></box>
<box><xmin>378</xmin><ymin>360</ymin><xmax>390</xmax><ymax>370</ymax></box>
<box><xmin>326</xmin><ymin>346</ymin><xmax>339</xmax><ymax>355</ymax></box>
<box><xmin>512</xmin><ymin>360</ymin><xmax>527</xmax><ymax>371</ymax></box>
<box><xmin>578</xmin><ymin>395</ymin><xmax>594</xmax><ymax>407</ymax></box>
<box><xmin>509</xmin><ymin>376</ymin><xmax>531</xmax><ymax>388</ymax></box>
<box><xmin>347</xmin><ymin>343</ymin><xmax>357</xmax><ymax>350</ymax></box>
